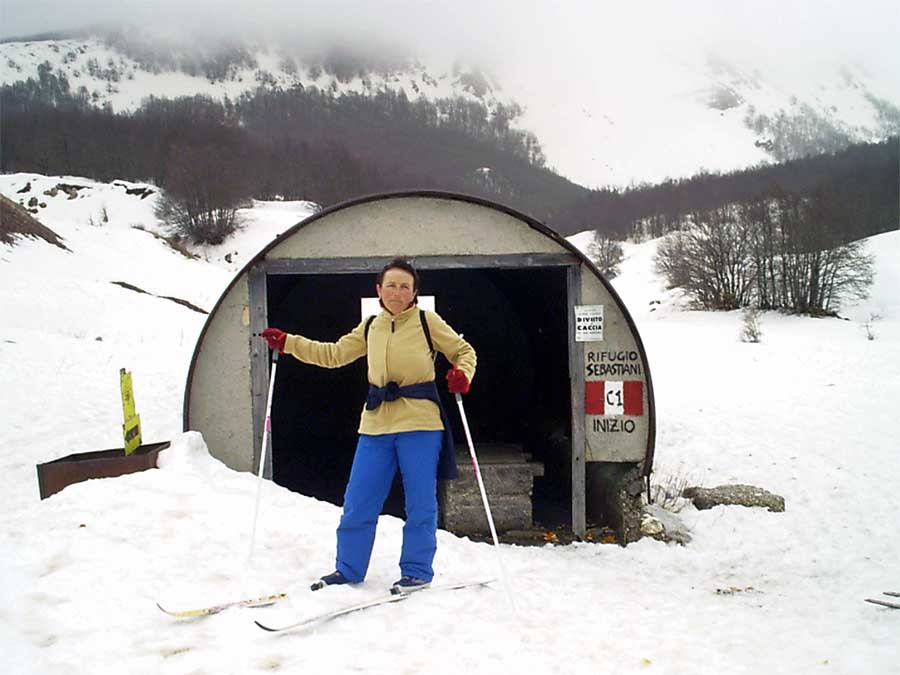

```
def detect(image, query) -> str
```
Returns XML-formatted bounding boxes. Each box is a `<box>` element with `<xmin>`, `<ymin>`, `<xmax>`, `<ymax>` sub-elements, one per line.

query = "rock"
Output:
<box><xmin>640</xmin><ymin>514</ymin><xmax>664</xmax><ymax>536</ymax></box>
<box><xmin>641</xmin><ymin>504</ymin><xmax>692</xmax><ymax>544</ymax></box>
<box><xmin>683</xmin><ymin>484</ymin><xmax>785</xmax><ymax>512</ymax></box>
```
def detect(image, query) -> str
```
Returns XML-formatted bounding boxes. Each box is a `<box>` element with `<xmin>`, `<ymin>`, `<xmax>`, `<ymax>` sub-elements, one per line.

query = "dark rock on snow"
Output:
<box><xmin>683</xmin><ymin>484</ymin><xmax>785</xmax><ymax>512</ymax></box>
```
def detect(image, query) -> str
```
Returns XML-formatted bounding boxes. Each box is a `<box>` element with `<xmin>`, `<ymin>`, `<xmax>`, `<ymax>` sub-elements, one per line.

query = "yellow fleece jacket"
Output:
<box><xmin>283</xmin><ymin>305</ymin><xmax>476</xmax><ymax>435</ymax></box>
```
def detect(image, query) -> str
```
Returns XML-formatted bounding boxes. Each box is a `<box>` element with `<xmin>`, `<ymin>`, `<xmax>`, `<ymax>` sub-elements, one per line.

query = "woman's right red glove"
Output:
<box><xmin>261</xmin><ymin>328</ymin><xmax>287</xmax><ymax>353</ymax></box>
<box><xmin>446</xmin><ymin>365</ymin><xmax>470</xmax><ymax>394</ymax></box>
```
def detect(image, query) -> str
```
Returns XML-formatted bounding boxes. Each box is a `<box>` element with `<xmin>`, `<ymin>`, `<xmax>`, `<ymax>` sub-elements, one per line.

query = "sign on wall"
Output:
<box><xmin>584</xmin><ymin>348</ymin><xmax>645</xmax><ymax>439</ymax></box>
<box><xmin>574</xmin><ymin>305</ymin><xmax>604</xmax><ymax>342</ymax></box>
<box><xmin>585</xmin><ymin>380</ymin><xmax>643</xmax><ymax>416</ymax></box>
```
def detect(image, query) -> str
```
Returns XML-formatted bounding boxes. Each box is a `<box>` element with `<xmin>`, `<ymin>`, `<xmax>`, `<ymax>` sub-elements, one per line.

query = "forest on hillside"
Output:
<box><xmin>1</xmin><ymin>61</ymin><xmax>896</xmax><ymax>244</ymax></box>
<box><xmin>557</xmin><ymin>139</ymin><xmax>898</xmax><ymax>242</ymax></box>
<box><xmin>0</xmin><ymin>63</ymin><xmax>585</xmax><ymax>225</ymax></box>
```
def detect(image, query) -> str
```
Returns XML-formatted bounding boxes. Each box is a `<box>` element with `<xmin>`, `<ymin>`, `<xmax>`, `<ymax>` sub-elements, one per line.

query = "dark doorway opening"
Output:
<box><xmin>267</xmin><ymin>265</ymin><xmax>572</xmax><ymax>530</ymax></box>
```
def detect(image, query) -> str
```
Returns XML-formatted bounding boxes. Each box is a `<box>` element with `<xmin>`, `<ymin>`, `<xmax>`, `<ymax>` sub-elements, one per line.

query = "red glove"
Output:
<box><xmin>261</xmin><ymin>328</ymin><xmax>287</xmax><ymax>353</ymax></box>
<box><xmin>446</xmin><ymin>366</ymin><xmax>470</xmax><ymax>394</ymax></box>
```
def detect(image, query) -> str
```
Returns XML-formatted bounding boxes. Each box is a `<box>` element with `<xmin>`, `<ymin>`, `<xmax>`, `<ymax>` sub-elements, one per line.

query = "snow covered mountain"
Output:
<box><xmin>500</xmin><ymin>49</ymin><xmax>900</xmax><ymax>188</ymax></box>
<box><xmin>2</xmin><ymin>27</ymin><xmax>898</xmax><ymax>189</ymax></box>
<box><xmin>0</xmin><ymin>35</ymin><xmax>514</xmax><ymax>129</ymax></box>
<box><xmin>1</xmin><ymin>171</ymin><xmax>898</xmax><ymax>673</ymax></box>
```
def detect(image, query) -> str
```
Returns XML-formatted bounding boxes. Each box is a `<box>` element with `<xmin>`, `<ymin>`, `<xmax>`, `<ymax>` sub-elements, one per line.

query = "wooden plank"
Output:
<box><xmin>248</xmin><ymin>268</ymin><xmax>272</xmax><ymax>479</ymax></box>
<box><xmin>261</xmin><ymin>253</ymin><xmax>579</xmax><ymax>275</ymax></box>
<box><xmin>567</xmin><ymin>265</ymin><xmax>586</xmax><ymax>537</ymax></box>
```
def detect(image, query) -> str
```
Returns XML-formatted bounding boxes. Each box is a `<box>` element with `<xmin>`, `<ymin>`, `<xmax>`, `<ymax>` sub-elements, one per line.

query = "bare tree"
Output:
<box><xmin>775</xmin><ymin>189</ymin><xmax>874</xmax><ymax>314</ymax></box>
<box><xmin>655</xmin><ymin>206</ymin><xmax>755</xmax><ymax>310</ymax></box>
<box><xmin>586</xmin><ymin>233</ymin><xmax>624</xmax><ymax>278</ymax></box>
<box><xmin>863</xmin><ymin>313</ymin><xmax>882</xmax><ymax>341</ymax></box>
<box><xmin>154</xmin><ymin>144</ymin><xmax>251</xmax><ymax>245</ymax></box>
<box><xmin>739</xmin><ymin>307</ymin><xmax>762</xmax><ymax>343</ymax></box>
<box><xmin>741</xmin><ymin>196</ymin><xmax>779</xmax><ymax>310</ymax></box>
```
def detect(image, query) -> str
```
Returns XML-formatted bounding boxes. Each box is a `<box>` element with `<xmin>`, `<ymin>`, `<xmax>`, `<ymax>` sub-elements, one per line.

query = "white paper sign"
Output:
<box><xmin>361</xmin><ymin>295</ymin><xmax>435</xmax><ymax>319</ymax></box>
<box><xmin>574</xmin><ymin>305</ymin><xmax>604</xmax><ymax>342</ymax></box>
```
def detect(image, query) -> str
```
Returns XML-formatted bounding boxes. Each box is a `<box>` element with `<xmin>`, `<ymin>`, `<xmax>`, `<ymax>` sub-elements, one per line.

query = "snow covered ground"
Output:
<box><xmin>1</xmin><ymin>173</ymin><xmax>898</xmax><ymax>674</ymax></box>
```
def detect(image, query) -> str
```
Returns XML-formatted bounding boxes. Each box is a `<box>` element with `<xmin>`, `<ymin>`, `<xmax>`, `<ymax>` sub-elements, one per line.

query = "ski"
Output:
<box><xmin>254</xmin><ymin>592</ymin><xmax>407</xmax><ymax>632</ymax></box>
<box><xmin>157</xmin><ymin>592</ymin><xmax>288</xmax><ymax>618</ymax></box>
<box><xmin>255</xmin><ymin>579</ymin><xmax>494</xmax><ymax>633</ymax></box>
<box><xmin>883</xmin><ymin>591</ymin><xmax>900</xmax><ymax>598</ymax></box>
<box><xmin>390</xmin><ymin>578</ymin><xmax>495</xmax><ymax>596</ymax></box>
<box><xmin>864</xmin><ymin>598</ymin><xmax>900</xmax><ymax>610</ymax></box>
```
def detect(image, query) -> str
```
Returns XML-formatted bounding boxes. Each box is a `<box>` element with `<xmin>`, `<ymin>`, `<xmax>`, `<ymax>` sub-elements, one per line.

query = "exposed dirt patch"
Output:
<box><xmin>110</xmin><ymin>281</ymin><xmax>208</xmax><ymax>314</ymax></box>
<box><xmin>0</xmin><ymin>195</ymin><xmax>70</xmax><ymax>250</ymax></box>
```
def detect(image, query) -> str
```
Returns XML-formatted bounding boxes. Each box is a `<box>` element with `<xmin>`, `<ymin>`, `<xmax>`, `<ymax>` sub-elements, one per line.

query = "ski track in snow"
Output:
<box><xmin>1</xmin><ymin>173</ymin><xmax>899</xmax><ymax>674</ymax></box>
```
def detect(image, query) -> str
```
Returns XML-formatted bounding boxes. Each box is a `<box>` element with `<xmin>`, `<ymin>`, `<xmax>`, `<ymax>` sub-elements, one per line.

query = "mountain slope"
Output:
<box><xmin>2</xmin><ymin>29</ymin><xmax>898</xmax><ymax>189</ymax></box>
<box><xmin>0</xmin><ymin>35</ymin><xmax>513</xmax><ymax>120</ymax></box>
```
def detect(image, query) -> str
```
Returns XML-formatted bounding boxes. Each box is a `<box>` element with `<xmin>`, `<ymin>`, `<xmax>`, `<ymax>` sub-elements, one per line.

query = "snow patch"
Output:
<box><xmin>156</xmin><ymin>431</ymin><xmax>224</xmax><ymax>474</ymax></box>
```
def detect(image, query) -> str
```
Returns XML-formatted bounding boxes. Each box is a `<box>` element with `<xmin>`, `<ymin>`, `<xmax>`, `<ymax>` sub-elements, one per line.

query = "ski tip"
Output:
<box><xmin>254</xmin><ymin>620</ymin><xmax>279</xmax><ymax>632</ymax></box>
<box><xmin>156</xmin><ymin>602</ymin><xmax>199</xmax><ymax>617</ymax></box>
<box><xmin>449</xmin><ymin>578</ymin><xmax>496</xmax><ymax>589</ymax></box>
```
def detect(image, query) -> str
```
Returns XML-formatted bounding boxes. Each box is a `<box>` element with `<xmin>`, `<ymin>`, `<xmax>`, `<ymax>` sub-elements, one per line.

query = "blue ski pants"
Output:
<box><xmin>335</xmin><ymin>430</ymin><xmax>442</xmax><ymax>583</ymax></box>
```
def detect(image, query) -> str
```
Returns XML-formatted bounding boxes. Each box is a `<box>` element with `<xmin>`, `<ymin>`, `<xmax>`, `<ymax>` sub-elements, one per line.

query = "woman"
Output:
<box><xmin>262</xmin><ymin>258</ymin><xmax>476</xmax><ymax>594</ymax></box>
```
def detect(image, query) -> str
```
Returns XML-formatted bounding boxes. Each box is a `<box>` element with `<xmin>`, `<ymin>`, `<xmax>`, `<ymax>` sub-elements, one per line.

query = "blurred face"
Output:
<box><xmin>377</xmin><ymin>268</ymin><xmax>416</xmax><ymax>315</ymax></box>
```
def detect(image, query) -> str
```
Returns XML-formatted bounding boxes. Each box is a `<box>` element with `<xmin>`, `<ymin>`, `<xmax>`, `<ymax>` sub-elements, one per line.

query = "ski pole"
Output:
<box><xmin>247</xmin><ymin>350</ymin><xmax>279</xmax><ymax>566</ymax></box>
<box><xmin>454</xmin><ymin>392</ymin><xmax>517</xmax><ymax>614</ymax></box>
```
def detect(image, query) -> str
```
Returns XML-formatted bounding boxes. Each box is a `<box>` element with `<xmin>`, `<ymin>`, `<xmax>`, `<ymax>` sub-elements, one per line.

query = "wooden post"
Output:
<box><xmin>567</xmin><ymin>265</ymin><xmax>586</xmax><ymax>537</ymax></box>
<box><xmin>248</xmin><ymin>266</ymin><xmax>271</xmax><ymax>479</ymax></box>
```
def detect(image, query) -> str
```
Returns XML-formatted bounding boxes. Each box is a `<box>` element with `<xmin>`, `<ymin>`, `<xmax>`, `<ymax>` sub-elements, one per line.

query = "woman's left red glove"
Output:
<box><xmin>446</xmin><ymin>366</ymin><xmax>470</xmax><ymax>394</ymax></box>
<box><xmin>261</xmin><ymin>328</ymin><xmax>287</xmax><ymax>353</ymax></box>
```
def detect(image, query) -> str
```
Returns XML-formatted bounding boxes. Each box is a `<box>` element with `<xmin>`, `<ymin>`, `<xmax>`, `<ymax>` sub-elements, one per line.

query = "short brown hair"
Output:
<box><xmin>377</xmin><ymin>257</ymin><xmax>420</xmax><ymax>292</ymax></box>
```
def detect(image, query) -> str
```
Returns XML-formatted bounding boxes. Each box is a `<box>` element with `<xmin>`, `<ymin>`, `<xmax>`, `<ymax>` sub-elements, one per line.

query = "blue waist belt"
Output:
<box><xmin>365</xmin><ymin>381</ymin><xmax>458</xmax><ymax>481</ymax></box>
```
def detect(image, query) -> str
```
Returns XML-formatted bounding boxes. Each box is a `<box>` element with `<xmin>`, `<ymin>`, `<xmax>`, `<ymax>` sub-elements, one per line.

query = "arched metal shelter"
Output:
<box><xmin>183</xmin><ymin>191</ymin><xmax>655</xmax><ymax>537</ymax></box>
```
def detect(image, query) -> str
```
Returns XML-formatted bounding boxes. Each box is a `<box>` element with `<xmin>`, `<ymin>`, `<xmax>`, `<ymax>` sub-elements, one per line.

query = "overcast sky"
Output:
<box><xmin>2</xmin><ymin>0</ymin><xmax>899</xmax><ymax>85</ymax></box>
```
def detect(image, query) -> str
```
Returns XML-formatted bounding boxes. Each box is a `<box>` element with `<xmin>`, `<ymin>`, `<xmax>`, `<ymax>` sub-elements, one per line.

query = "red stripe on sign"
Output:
<box><xmin>585</xmin><ymin>381</ymin><xmax>605</xmax><ymax>415</ymax></box>
<box><xmin>623</xmin><ymin>381</ymin><xmax>643</xmax><ymax>416</ymax></box>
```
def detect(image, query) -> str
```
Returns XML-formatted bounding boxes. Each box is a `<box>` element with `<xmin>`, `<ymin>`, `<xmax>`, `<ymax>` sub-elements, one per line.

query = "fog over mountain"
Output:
<box><xmin>4</xmin><ymin>0</ymin><xmax>899</xmax><ymax>80</ymax></box>
<box><xmin>3</xmin><ymin>0</ymin><xmax>899</xmax><ymax>187</ymax></box>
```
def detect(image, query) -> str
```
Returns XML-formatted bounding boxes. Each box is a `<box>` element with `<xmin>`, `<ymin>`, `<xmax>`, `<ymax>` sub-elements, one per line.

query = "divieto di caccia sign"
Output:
<box><xmin>574</xmin><ymin>305</ymin><xmax>604</xmax><ymax>342</ymax></box>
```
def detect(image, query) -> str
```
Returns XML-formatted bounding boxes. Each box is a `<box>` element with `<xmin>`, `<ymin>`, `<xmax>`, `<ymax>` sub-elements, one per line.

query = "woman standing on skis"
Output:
<box><xmin>261</xmin><ymin>258</ymin><xmax>475</xmax><ymax>594</ymax></box>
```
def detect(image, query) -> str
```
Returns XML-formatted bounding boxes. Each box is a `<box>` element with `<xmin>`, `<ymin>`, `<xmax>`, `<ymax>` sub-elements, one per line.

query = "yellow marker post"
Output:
<box><xmin>120</xmin><ymin>368</ymin><xmax>142</xmax><ymax>455</ymax></box>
